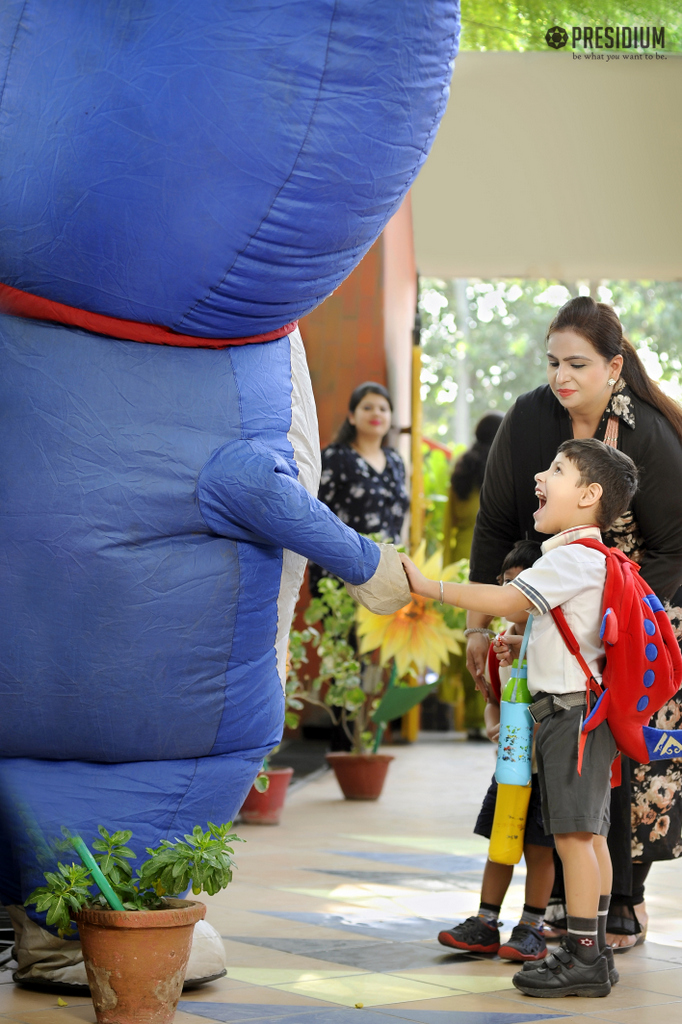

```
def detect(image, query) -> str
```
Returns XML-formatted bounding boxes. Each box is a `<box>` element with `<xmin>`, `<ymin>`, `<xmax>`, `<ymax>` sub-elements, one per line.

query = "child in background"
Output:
<box><xmin>438</xmin><ymin>540</ymin><xmax>555</xmax><ymax>963</ymax></box>
<box><xmin>401</xmin><ymin>439</ymin><xmax>639</xmax><ymax>998</ymax></box>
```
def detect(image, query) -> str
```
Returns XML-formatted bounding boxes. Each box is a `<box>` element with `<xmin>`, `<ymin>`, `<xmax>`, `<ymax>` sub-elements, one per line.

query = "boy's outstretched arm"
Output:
<box><xmin>399</xmin><ymin>554</ymin><xmax>532</xmax><ymax>619</ymax></box>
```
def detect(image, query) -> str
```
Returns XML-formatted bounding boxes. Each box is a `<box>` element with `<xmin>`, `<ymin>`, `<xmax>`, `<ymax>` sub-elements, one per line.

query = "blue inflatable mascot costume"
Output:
<box><xmin>0</xmin><ymin>1</ymin><xmax>459</xmax><ymax>987</ymax></box>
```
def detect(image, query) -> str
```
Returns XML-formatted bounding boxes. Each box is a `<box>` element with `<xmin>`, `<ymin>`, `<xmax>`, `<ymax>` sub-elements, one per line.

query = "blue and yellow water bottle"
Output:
<box><xmin>489</xmin><ymin>617</ymin><xmax>534</xmax><ymax>865</ymax></box>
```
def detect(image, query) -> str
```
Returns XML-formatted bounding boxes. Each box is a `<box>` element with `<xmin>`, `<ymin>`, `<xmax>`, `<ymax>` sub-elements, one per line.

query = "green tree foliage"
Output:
<box><xmin>419</xmin><ymin>279</ymin><xmax>682</xmax><ymax>443</ymax></box>
<box><xmin>460</xmin><ymin>1</ymin><xmax>681</xmax><ymax>51</ymax></box>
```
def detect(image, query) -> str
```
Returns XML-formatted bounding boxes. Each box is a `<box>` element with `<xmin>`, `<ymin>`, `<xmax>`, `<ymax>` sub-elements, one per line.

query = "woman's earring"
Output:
<box><xmin>607</xmin><ymin>378</ymin><xmax>617</xmax><ymax>386</ymax></box>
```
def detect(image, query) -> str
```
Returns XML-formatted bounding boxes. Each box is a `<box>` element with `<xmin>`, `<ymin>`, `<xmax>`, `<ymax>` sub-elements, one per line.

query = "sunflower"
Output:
<box><xmin>356</xmin><ymin>542</ymin><xmax>465</xmax><ymax>678</ymax></box>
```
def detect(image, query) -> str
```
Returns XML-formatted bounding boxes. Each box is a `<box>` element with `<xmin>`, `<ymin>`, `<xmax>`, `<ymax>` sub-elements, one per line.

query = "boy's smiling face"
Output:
<box><xmin>534</xmin><ymin>452</ymin><xmax>602</xmax><ymax>535</ymax></box>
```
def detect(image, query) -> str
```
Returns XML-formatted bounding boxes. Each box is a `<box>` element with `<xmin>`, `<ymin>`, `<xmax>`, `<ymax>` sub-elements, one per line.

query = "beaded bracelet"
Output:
<box><xmin>463</xmin><ymin>627</ymin><xmax>496</xmax><ymax>638</ymax></box>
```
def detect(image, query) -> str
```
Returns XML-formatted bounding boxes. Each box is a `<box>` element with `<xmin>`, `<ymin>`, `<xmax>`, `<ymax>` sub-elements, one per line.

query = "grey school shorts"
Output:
<box><xmin>534</xmin><ymin>696</ymin><xmax>617</xmax><ymax>837</ymax></box>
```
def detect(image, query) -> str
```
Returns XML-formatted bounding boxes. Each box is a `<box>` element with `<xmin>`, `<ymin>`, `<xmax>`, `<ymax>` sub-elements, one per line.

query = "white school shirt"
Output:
<box><xmin>509</xmin><ymin>525</ymin><xmax>607</xmax><ymax>697</ymax></box>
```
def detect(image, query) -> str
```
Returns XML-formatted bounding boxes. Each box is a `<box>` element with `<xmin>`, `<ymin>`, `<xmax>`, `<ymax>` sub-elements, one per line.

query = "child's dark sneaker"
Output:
<box><xmin>512</xmin><ymin>935</ymin><xmax>611</xmax><ymax>997</ymax></box>
<box><xmin>521</xmin><ymin>942</ymin><xmax>619</xmax><ymax>986</ymax></box>
<box><xmin>499</xmin><ymin>923</ymin><xmax>547</xmax><ymax>961</ymax></box>
<box><xmin>604</xmin><ymin>945</ymin><xmax>619</xmax><ymax>985</ymax></box>
<box><xmin>438</xmin><ymin>915</ymin><xmax>500</xmax><ymax>953</ymax></box>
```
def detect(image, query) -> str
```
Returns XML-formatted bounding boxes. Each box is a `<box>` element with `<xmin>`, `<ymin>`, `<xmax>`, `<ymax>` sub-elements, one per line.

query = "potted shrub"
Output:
<box><xmin>239</xmin><ymin>758</ymin><xmax>294</xmax><ymax>825</ymax></box>
<box><xmin>238</xmin><ymin>667</ymin><xmax>306</xmax><ymax>823</ymax></box>
<box><xmin>288</xmin><ymin>545</ymin><xmax>465</xmax><ymax>800</ymax></box>
<box><xmin>26</xmin><ymin>822</ymin><xmax>241</xmax><ymax>1024</ymax></box>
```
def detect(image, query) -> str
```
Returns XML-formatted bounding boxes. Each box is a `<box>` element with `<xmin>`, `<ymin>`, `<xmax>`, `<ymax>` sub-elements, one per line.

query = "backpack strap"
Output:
<box><xmin>568</xmin><ymin>536</ymin><xmax>641</xmax><ymax>574</ymax></box>
<box><xmin>550</xmin><ymin>606</ymin><xmax>605</xmax><ymax>774</ymax></box>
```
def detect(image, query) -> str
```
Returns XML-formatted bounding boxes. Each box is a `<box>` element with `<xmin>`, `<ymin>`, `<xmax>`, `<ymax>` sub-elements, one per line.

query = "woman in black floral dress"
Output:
<box><xmin>466</xmin><ymin>296</ymin><xmax>682</xmax><ymax>949</ymax></box>
<box><xmin>308</xmin><ymin>382</ymin><xmax>409</xmax><ymax>750</ymax></box>
<box><xmin>309</xmin><ymin>382</ymin><xmax>409</xmax><ymax>595</ymax></box>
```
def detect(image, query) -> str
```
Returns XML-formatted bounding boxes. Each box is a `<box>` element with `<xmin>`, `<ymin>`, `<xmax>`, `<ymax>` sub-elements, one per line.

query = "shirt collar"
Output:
<box><xmin>541</xmin><ymin>524</ymin><xmax>602</xmax><ymax>555</ymax></box>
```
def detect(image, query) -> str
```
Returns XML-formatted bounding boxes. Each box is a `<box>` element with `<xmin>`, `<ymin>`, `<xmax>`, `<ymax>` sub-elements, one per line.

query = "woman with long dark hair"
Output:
<box><xmin>466</xmin><ymin>295</ymin><xmax>682</xmax><ymax>950</ymax></box>
<box><xmin>309</xmin><ymin>382</ymin><xmax>409</xmax><ymax>594</ymax></box>
<box><xmin>441</xmin><ymin>412</ymin><xmax>503</xmax><ymax>739</ymax></box>
<box><xmin>443</xmin><ymin>411</ymin><xmax>503</xmax><ymax>565</ymax></box>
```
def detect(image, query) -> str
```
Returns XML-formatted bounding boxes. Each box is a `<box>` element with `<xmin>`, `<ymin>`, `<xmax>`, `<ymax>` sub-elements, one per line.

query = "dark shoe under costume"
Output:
<box><xmin>498</xmin><ymin>923</ymin><xmax>547</xmax><ymax>961</ymax></box>
<box><xmin>438</xmin><ymin>915</ymin><xmax>500</xmax><ymax>953</ymax></box>
<box><xmin>512</xmin><ymin>935</ymin><xmax>611</xmax><ymax>998</ymax></box>
<box><xmin>522</xmin><ymin>942</ymin><xmax>619</xmax><ymax>986</ymax></box>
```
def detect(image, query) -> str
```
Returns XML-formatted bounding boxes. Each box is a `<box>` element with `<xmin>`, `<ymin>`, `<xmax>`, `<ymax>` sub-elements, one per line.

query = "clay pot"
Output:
<box><xmin>76</xmin><ymin>898</ymin><xmax>206</xmax><ymax>1024</ymax></box>
<box><xmin>239</xmin><ymin>766</ymin><xmax>294</xmax><ymax>824</ymax></box>
<box><xmin>325</xmin><ymin>752</ymin><xmax>394</xmax><ymax>800</ymax></box>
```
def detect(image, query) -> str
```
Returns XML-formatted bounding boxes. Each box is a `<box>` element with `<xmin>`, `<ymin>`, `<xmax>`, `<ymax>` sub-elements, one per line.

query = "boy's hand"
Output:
<box><xmin>486</xmin><ymin>721</ymin><xmax>500</xmax><ymax>743</ymax></box>
<box><xmin>494</xmin><ymin>632</ymin><xmax>522</xmax><ymax>667</ymax></box>
<box><xmin>399</xmin><ymin>553</ymin><xmax>435</xmax><ymax>599</ymax></box>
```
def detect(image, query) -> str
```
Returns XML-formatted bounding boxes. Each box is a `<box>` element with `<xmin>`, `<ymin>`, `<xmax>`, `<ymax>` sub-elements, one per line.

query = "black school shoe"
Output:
<box><xmin>521</xmin><ymin>942</ymin><xmax>619</xmax><ymax>985</ymax></box>
<box><xmin>513</xmin><ymin>935</ymin><xmax>611</xmax><ymax>998</ymax></box>
<box><xmin>438</xmin><ymin>915</ymin><xmax>500</xmax><ymax>953</ymax></box>
<box><xmin>499</xmin><ymin>923</ymin><xmax>547</xmax><ymax>961</ymax></box>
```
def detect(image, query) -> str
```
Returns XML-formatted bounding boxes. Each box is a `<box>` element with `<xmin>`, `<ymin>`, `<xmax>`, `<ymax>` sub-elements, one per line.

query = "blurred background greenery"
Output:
<box><xmin>419</xmin><ymin>279</ymin><xmax>682</xmax><ymax>445</ymax></box>
<box><xmin>460</xmin><ymin>1</ymin><xmax>680</xmax><ymax>51</ymax></box>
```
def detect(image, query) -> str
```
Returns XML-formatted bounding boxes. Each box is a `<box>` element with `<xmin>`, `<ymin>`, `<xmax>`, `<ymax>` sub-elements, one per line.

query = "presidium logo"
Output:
<box><xmin>545</xmin><ymin>25</ymin><xmax>665</xmax><ymax>50</ymax></box>
<box><xmin>546</xmin><ymin>26</ymin><xmax>568</xmax><ymax>49</ymax></box>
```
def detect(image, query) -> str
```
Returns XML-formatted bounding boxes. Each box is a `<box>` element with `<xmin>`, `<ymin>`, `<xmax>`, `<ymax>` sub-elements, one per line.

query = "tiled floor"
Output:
<box><xmin>1</xmin><ymin>737</ymin><xmax>682</xmax><ymax>1023</ymax></box>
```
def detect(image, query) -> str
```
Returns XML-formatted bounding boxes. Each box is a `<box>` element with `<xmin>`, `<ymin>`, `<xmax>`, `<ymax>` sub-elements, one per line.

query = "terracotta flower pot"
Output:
<box><xmin>239</xmin><ymin>766</ymin><xmax>294</xmax><ymax>824</ymax></box>
<box><xmin>76</xmin><ymin>898</ymin><xmax>206</xmax><ymax>1024</ymax></box>
<box><xmin>325</xmin><ymin>752</ymin><xmax>394</xmax><ymax>800</ymax></box>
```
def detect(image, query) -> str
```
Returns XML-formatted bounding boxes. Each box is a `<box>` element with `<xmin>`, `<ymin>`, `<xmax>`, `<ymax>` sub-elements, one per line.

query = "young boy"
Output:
<box><xmin>401</xmin><ymin>438</ymin><xmax>638</xmax><ymax>998</ymax></box>
<box><xmin>438</xmin><ymin>540</ymin><xmax>557</xmax><ymax>963</ymax></box>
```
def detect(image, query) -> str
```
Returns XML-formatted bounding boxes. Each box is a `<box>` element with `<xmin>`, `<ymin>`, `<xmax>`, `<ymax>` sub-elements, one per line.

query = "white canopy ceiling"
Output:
<box><xmin>412</xmin><ymin>51</ymin><xmax>682</xmax><ymax>281</ymax></box>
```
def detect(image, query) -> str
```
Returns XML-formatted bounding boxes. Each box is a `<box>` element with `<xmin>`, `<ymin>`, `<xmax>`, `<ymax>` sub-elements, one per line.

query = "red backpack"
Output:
<box><xmin>550</xmin><ymin>539</ymin><xmax>682</xmax><ymax>777</ymax></box>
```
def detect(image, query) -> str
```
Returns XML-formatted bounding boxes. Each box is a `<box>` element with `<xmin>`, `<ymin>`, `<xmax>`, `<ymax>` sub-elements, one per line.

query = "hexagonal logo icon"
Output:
<box><xmin>545</xmin><ymin>26</ymin><xmax>569</xmax><ymax>49</ymax></box>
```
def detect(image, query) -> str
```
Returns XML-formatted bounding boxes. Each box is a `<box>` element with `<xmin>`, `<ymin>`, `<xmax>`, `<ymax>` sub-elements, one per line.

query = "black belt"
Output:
<box><xmin>529</xmin><ymin>691</ymin><xmax>587</xmax><ymax>723</ymax></box>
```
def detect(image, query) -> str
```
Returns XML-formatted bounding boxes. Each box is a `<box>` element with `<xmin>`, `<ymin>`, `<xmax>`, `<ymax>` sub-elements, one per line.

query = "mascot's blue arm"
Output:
<box><xmin>197</xmin><ymin>439</ymin><xmax>380</xmax><ymax>585</ymax></box>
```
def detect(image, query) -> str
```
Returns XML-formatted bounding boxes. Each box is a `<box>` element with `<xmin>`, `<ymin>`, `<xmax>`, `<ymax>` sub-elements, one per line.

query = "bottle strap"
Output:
<box><xmin>510</xmin><ymin>614</ymin><xmax>534</xmax><ymax>702</ymax></box>
<box><xmin>518</xmin><ymin>613</ymin><xmax>533</xmax><ymax>666</ymax></box>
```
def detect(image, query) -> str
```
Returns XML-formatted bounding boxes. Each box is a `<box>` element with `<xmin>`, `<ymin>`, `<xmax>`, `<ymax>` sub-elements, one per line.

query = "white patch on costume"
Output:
<box><xmin>274</xmin><ymin>328</ymin><xmax>321</xmax><ymax>690</ymax></box>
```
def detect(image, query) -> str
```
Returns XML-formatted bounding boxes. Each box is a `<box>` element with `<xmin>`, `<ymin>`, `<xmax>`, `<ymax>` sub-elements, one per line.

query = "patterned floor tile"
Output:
<box><xmin>390</xmin><ymin>974</ymin><xmax>514</xmax><ymax>994</ymax></box>
<box><xmin>272</xmin><ymin>973</ymin><xmax>462</xmax><ymax>1007</ymax></box>
<box><xmin>330</xmin><ymin>851</ymin><xmax>487</xmax><ymax>874</ymax></box>
<box><xmin>225</xmin><ymin>969</ymin><xmax>367</xmax><ymax>987</ymax></box>
<box><xmin>230</xmin><ymin>936</ymin><xmax>471</xmax><ymax>971</ymax></box>
<box><xmin>256</xmin><ymin>911</ymin><xmax>456</xmax><ymax>942</ymax></box>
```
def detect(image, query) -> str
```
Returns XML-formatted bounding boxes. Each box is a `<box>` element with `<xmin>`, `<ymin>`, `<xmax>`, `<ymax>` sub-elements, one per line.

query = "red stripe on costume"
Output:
<box><xmin>0</xmin><ymin>283</ymin><xmax>297</xmax><ymax>349</ymax></box>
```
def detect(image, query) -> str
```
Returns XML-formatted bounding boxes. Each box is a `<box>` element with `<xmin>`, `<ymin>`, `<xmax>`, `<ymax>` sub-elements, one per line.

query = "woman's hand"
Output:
<box><xmin>466</xmin><ymin>632</ymin><xmax>491</xmax><ymax>698</ymax></box>
<box><xmin>399</xmin><ymin>553</ymin><xmax>434</xmax><ymax>598</ymax></box>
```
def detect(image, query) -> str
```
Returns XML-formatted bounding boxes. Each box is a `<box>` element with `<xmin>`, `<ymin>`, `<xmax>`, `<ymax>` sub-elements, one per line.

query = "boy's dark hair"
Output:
<box><xmin>557</xmin><ymin>438</ymin><xmax>638</xmax><ymax>530</ymax></box>
<box><xmin>499</xmin><ymin>540</ymin><xmax>542</xmax><ymax>580</ymax></box>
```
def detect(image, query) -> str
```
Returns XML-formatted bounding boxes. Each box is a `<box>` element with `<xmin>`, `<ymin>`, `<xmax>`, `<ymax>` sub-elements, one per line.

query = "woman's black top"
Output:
<box><xmin>470</xmin><ymin>383</ymin><xmax>682</xmax><ymax>603</ymax></box>
<box><xmin>309</xmin><ymin>443</ymin><xmax>409</xmax><ymax>592</ymax></box>
<box><xmin>317</xmin><ymin>443</ymin><xmax>409</xmax><ymax>540</ymax></box>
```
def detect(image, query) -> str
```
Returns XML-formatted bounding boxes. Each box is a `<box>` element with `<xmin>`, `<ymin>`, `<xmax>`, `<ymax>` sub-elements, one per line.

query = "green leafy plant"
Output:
<box><xmin>287</xmin><ymin>577</ymin><xmax>392</xmax><ymax>754</ymax></box>
<box><xmin>28</xmin><ymin>862</ymin><xmax>94</xmax><ymax>934</ymax></box>
<box><xmin>138</xmin><ymin>823</ymin><xmax>238</xmax><ymax>897</ymax></box>
<box><xmin>252</xmin><ymin>773</ymin><xmax>270</xmax><ymax>792</ymax></box>
<box><xmin>423</xmin><ymin>445</ymin><xmax>463</xmax><ymax>555</ymax></box>
<box><xmin>26</xmin><ymin>822</ymin><xmax>242</xmax><ymax>936</ymax></box>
